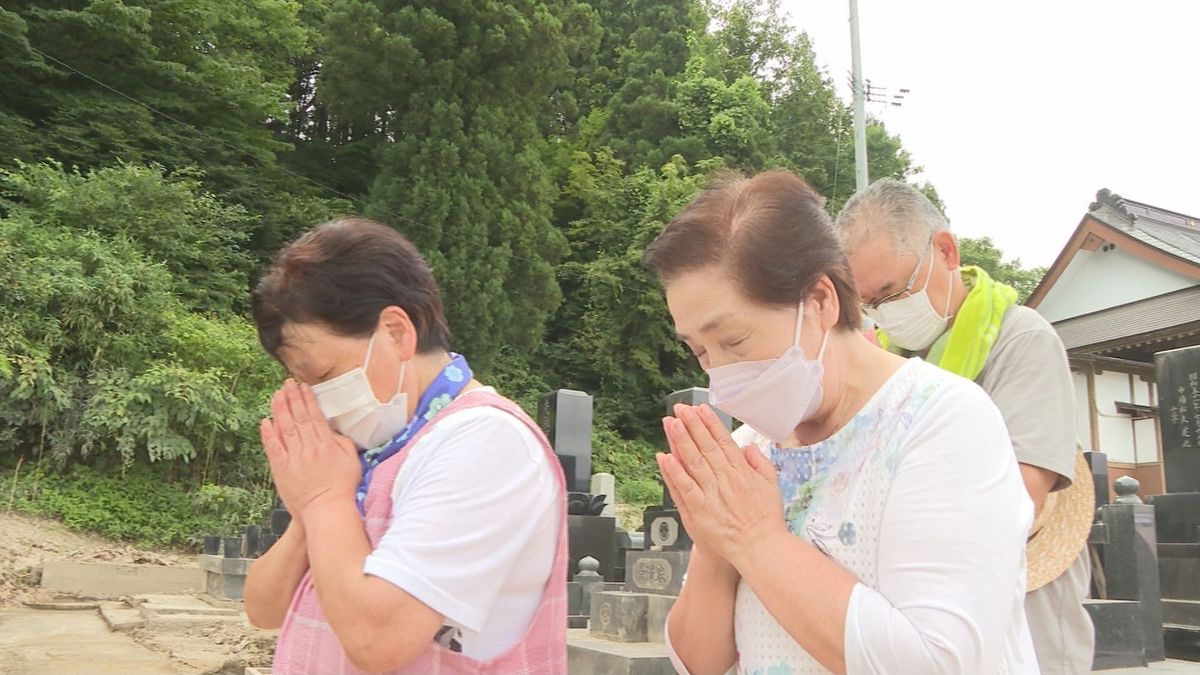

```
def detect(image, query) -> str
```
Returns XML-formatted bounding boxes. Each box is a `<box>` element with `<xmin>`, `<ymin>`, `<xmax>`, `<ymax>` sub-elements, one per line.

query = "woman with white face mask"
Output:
<box><xmin>642</xmin><ymin>171</ymin><xmax>1039</xmax><ymax>674</ymax></box>
<box><xmin>242</xmin><ymin>218</ymin><xmax>566</xmax><ymax>674</ymax></box>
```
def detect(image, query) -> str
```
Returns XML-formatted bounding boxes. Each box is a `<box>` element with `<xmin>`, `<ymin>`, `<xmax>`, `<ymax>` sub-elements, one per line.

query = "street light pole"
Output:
<box><xmin>849</xmin><ymin>0</ymin><xmax>868</xmax><ymax>191</ymax></box>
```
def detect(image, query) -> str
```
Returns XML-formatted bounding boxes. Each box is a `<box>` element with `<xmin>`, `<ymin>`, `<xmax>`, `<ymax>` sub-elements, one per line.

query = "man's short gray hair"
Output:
<box><xmin>834</xmin><ymin>179</ymin><xmax>948</xmax><ymax>257</ymax></box>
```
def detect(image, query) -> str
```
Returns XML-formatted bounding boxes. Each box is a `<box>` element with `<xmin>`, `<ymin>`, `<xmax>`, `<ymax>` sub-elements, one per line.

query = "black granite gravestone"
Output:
<box><xmin>1147</xmin><ymin>492</ymin><xmax>1200</xmax><ymax>544</ymax></box>
<box><xmin>645</xmin><ymin>388</ymin><xmax>733</xmax><ymax>551</ymax></box>
<box><xmin>1155</xmin><ymin>345</ymin><xmax>1200</xmax><ymax>494</ymax></box>
<box><xmin>1086</xmin><ymin>451</ymin><xmax>1111</xmax><ymax>509</ymax></box>
<box><xmin>664</xmin><ymin>387</ymin><xmax>733</xmax><ymax>429</ymax></box>
<box><xmin>1100</xmin><ymin>500</ymin><xmax>1166</xmax><ymax>662</ymax></box>
<box><xmin>569</xmin><ymin>514</ymin><xmax>618</xmax><ymax>579</ymax></box>
<box><xmin>538</xmin><ymin>389</ymin><xmax>593</xmax><ymax>492</ymax></box>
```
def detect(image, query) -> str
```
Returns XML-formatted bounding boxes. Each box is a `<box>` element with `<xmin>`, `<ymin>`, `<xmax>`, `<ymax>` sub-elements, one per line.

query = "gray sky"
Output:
<box><xmin>780</xmin><ymin>0</ymin><xmax>1200</xmax><ymax>268</ymax></box>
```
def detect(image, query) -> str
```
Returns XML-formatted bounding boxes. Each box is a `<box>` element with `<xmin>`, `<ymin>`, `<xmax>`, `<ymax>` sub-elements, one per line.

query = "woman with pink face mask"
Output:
<box><xmin>242</xmin><ymin>218</ymin><xmax>566</xmax><ymax>674</ymax></box>
<box><xmin>643</xmin><ymin>171</ymin><xmax>1039</xmax><ymax>674</ymax></box>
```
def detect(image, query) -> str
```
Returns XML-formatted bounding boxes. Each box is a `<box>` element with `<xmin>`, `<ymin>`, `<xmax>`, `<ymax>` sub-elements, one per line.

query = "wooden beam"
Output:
<box><xmin>1087</xmin><ymin>369</ymin><xmax>1100</xmax><ymax>453</ymax></box>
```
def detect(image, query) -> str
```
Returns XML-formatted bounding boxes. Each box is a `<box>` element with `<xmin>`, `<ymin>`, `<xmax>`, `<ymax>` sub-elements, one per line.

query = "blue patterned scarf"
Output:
<box><xmin>355</xmin><ymin>353</ymin><xmax>473</xmax><ymax>511</ymax></box>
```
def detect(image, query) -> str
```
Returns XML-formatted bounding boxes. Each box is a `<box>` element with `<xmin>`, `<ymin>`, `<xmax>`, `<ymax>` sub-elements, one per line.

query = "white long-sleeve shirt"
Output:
<box><xmin>668</xmin><ymin>359</ymin><xmax>1039</xmax><ymax>674</ymax></box>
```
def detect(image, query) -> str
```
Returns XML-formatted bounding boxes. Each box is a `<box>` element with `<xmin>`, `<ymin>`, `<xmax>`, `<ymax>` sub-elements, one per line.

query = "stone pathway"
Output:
<box><xmin>0</xmin><ymin>608</ymin><xmax>180</xmax><ymax>674</ymax></box>
<box><xmin>0</xmin><ymin>595</ymin><xmax>270</xmax><ymax>674</ymax></box>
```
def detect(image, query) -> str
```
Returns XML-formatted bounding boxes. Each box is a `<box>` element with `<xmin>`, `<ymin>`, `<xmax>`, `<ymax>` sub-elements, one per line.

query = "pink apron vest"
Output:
<box><xmin>272</xmin><ymin>390</ymin><xmax>568</xmax><ymax>674</ymax></box>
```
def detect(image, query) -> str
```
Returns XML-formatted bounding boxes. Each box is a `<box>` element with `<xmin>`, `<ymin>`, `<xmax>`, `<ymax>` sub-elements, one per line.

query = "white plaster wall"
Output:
<box><xmin>1135</xmin><ymin>418</ymin><xmax>1160</xmax><ymax>462</ymax></box>
<box><xmin>1094</xmin><ymin>370</ymin><xmax>1136</xmax><ymax>463</ymax></box>
<box><xmin>1072</xmin><ymin>371</ymin><xmax>1092</xmax><ymax>453</ymax></box>
<box><xmin>1037</xmin><ymin>246</ymin><xmax>1195</xmax><ymax>323</ymax></box>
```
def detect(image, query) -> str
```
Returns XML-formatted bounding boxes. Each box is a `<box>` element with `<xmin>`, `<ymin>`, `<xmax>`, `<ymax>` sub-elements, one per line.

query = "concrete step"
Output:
<box><xmin>42</xmin><ymin>560</ymin><xmax>203</xmax><ymax>598</ymax></box>
<box><xmin>143</xmin><ymin>613</ymin><xmax>246</xmax><ymax>632</ymax></box>
<box><xmin>1163</xmin><ymin>600</ymin><xmax>1200</xmax><ymax>629</ymax></box>
<box><xmin>567</xmin><ymin>628</ymin><xmax>674</xmax><ymax>675</ymax></box>
<box><xmin>131</xmin><ymin>593</ymin><xmax>239</xmax><ymax>621</ymax></box>
<box><xmin>22</xmin><ymin>600</ymin><xmax>99</xmax><ymax>611</ymax></box>
<box><xmin>1159</xmin><ymin>546</ymin><xmax>1200</xmax><ymax>601</ymax></box>
<box><xmin>140</xmin><ymin>603</ymin><xmax>239</xmax><ymax>619</ymax></box>
<box><xmin>130</xmin><ymin>593</ymin><xmax>217</xmax><ymax>609</ymax></box>
<box><xmin>1086</xmin><ymin>599</ymin><xmax>1147</xmax><ymax>670</ymax></box>
<box><xmin>99</xmin><ymin>603</ymin><xmax>145</xmax><ymax>633</ymax></box>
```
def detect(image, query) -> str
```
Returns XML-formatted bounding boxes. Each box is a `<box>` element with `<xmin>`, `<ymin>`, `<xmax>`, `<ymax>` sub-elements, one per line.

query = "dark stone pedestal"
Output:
<box><xmin>1164</xmin><ymin>626</ymin><xmax>1200</xmax><ymax>661</ymax></box>
<box><xmin>1163</xmin><ymin>599</ymin><xmax>1200</xmax><ymax>627</ymax></box>
<box><xmin>1147</xmin><ymin>492</ymin><xmax>1200</xmax><ymax>544</ymax></box>
<box><xmin>1100</xmin><ymin>503</ymin><xmax>1165</xmax><ymax>662</ymax></box>
<box><xmin>569</xmin><ymin>515</ymin><xmax>617</xmax><ymax>579</ymax></box>
<box><xmin>1086</xmin><ymin>599</ymin><xmax>1147</xmax><ymax>670</ymax></box>
<box><xmin>1158</xmin><ymin>543</ymin><xmax>1200</xmax><ymax>602</ymax></box>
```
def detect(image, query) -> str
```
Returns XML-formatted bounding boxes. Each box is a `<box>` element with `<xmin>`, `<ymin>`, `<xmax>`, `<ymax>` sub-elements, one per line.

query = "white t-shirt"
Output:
<box><xmin>362</xmin><ymin>388</ymin><xmax>559</xmax><ymax>660</ymax></box>
<box><xmin>670</xmin><ymin>359</ymin><xmax>1039</xmax><ymax>674</ymax></box>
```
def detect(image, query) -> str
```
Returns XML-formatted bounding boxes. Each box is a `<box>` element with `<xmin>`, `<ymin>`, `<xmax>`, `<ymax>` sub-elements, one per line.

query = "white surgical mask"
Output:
<box><xmin>311</xmin><ymin>332</ymin><xmax>409</xmax><ymax>450</ymax></box>
<box><xmin>865</xmin><ymin>246</ymin><xmax>955</xmax><ymax>352</ymax></box>
<box><xmin>706</xmin><ymin>304</ymin><xmax>829</xmax><ymax>443</ymax></box>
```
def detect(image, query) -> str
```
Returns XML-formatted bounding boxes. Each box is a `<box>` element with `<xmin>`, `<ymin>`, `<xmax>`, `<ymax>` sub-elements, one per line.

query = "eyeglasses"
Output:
<box><xmin>862</xmin><ymin>239</ymin><xmax>933</xmax><ymax>311</ymax></box>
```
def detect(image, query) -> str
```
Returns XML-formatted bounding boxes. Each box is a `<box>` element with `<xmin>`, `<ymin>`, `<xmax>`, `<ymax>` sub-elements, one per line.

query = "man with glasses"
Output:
<box><xmin>834</xmin><ymin>179</ymin><xmax>1092</xmax><ymax>675</ymax></box>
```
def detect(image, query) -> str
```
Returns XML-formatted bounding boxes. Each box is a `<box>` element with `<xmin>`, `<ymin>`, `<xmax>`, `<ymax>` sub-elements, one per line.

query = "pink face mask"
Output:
<box><xmin>706</xmin><ymin>303</ymin><xmax>829</xmax><ymax>443</ymax></box>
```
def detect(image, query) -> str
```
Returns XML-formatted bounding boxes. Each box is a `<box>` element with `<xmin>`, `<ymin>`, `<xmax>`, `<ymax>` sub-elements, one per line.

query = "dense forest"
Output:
<box><xmin>0</xmin><ymin>0</ymin><xmax>1042</xmax><ymax>543</ymax></box>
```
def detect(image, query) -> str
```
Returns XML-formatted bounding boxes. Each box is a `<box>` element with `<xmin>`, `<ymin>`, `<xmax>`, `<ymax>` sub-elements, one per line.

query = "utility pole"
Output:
<box><xmin>849</xmin><ymin>0</ymin><xmax>868</xmax><ymax>191</ymax></box>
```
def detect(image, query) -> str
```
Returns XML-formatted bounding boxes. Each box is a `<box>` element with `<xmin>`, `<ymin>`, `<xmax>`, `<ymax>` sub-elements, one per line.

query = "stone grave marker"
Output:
<box><xmin>538</xmin><ymin>389</ymin><xmax>593</xmax><ymax>492</ymax></box>
<box><xmin>1098</xmin><ymin>486</ymin><xmax>1166</xmax><ymax>662</ymax></box>
<box><xmin>591</xmin><ymin>473</ymin><xmax>616</xmax><ymax>518</ymax></box>
<box><xmin>1156</xmin><ymin>345</ymin><xmax>1200</xmax><ymax>493</ymax></box>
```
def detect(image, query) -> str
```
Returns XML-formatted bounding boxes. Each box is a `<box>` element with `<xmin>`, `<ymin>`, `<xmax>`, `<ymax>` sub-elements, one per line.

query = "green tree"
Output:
<box><xmin>1</xmin><ymin>161</ymin><xmax>254</xmax><ymax>313</ymax></box>
<box><xmin>314</xmin><ymin>0</ymin><xmax>587</xmax><ymax>371</ymax></box>
<box><xmin>957</xmin><ymin>236</ymin><xmax>1046</xmax><ymax>303</ymax></box>
<box><xmin>594</xmin><ymin>0</ymin><xmax>707</xmax><ymax>167</ymax></box>
<box><xmin>547</xmin><ymin>151</ymin><xmax>714</xmax><ymax>438</ymax></box>
<box><xmin>0</xmin><ymin>0</ymin><xmax>343</xmax><ymax>263</ymax></box>
<box><xmin>0</xmin><ymin>162</ymin><xmax>278</xmax><ymax>480</ymax></box>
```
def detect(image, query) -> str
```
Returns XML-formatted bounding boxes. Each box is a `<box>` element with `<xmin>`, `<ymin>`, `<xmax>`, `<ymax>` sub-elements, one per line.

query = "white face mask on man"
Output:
<box><xmin>864</xmin><ymin>243</ymin><xmax>955</xmax><ymax>352</ymax></box>
<box><xmin>311</xmin><ymin>332</ymin><xmax>410</xmax><ymax>450</ymax></box>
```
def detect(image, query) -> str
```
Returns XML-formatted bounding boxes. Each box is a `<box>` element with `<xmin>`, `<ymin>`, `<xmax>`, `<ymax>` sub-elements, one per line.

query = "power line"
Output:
<box><xmin>0</xmin><ymin>26</ymin><xmax>648</xmax><ymax>298</ymax></box>
<box><xmin>864</xmin><ymin>79</ymin><xmax>909</xmax><ymax>108</ymax></box>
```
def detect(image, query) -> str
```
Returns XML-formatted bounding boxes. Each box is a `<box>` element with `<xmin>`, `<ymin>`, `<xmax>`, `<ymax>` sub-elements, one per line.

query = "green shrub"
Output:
<box><xmin>0</xmin><ymin>162</ymin><xmax>280</xmax><ymax>480</ymax></box>
<box><xmin>591</xmin><ymin>425</ymin><xmax>663</xmax><ymax>511</ymax></box>
<box><xmin>2</xmin><ymin>462</ymin><xmax>273</xmax><ymax>548</ymax></box>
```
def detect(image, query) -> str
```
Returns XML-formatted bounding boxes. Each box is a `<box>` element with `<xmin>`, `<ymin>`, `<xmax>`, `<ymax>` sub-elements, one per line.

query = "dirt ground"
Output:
<box><xmin>0</xmin><ymin>510</ymin><xmax>276</xmax><ymax>674</ymax></box>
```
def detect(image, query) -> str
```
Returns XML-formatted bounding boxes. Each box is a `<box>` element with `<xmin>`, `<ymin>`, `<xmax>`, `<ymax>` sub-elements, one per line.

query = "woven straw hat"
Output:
<box><xmin>1025</xmin><ymin>448</ymin><xmax>1096</xmax><ymax>592</ymax></box>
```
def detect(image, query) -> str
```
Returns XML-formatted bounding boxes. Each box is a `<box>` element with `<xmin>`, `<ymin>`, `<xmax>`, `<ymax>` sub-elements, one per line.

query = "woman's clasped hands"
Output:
<box><xmin>259</xmin><ymin>379</ymin><xmax>361</xmax><ymax>520</ymax></box>
<box><xmin>657</xmin><ymin>404</ymin><xmax>789</xmax><ymax>568</ymax></box>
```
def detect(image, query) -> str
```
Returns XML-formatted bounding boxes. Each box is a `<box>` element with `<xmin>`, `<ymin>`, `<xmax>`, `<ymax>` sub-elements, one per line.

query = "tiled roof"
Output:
<box><xmin>1089</xmin><ymin>188</ymin><xmax>1200</xmax><ymax>265</ymax></box>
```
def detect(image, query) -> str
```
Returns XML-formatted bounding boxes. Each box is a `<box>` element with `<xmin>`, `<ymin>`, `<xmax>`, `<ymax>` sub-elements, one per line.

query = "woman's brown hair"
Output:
<box><xmin>252</xmin><ymin>217</ymin><xmax>451</xmax><ymax>359</ymax></box>
<box><xmin>643</xmin><ymin>170</ymin><xmax>862</xmax><ymax>330</ymax></box>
